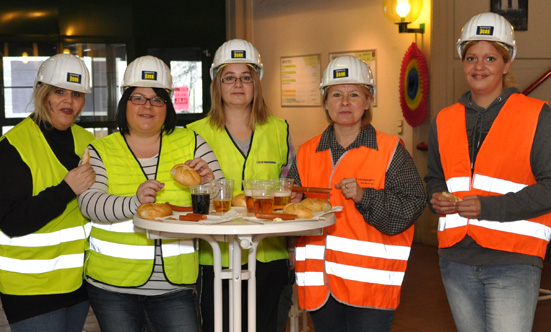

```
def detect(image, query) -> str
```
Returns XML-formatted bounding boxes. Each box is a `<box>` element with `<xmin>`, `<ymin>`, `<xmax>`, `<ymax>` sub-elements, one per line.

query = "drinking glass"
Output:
<box><xmin>190</xmin><ymin>184</ymin><xmax>211</xmax><ymax>214</ymax></box>
<box><xmin>273</xmin><ymin>178</ymin><xmax>294</xmax><ymax>211</ymax></box>
<box><xmin>210</xmin><ymin>179</ymin><xmax>234</xmax><ymax>214</ymax></box>
<box><xmin>250</xmin><ymin>180</ymin><xmax>276</xmax><ymax>214</ymax></box>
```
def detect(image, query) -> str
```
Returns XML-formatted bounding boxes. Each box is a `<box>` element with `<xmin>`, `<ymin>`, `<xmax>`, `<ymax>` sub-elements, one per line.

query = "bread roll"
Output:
<box><xmin>301</xmin><ymin>198</ymin><xmax>332</xmax><ymax>212</ymax></box>
<box><xmin>137</xmin><ymin>203</ymin><xmax>173</xmax><ymax>219</ymax></box>
<box><xmin>441</xmin><ymin>192</ymin><xmax>462</xmax><ymax>202</ymax></box>
<box><xmin>79</xmin><ymin>149</ymin><xmax>90</xmax><ymax>165</ymax></box>
<box><xmin>232</xmin><ymin>193</ymin><xmax>247</xmax><ymax>208</ymax></box>
<box><xmin>283</xmin><ymin>203</ymin><xmax>314</xmax><ymax>219</ymax></box>
<box><xmin>171</xmin><ymin>164</ymin><xmax>201</xmax><ymax>186</ymax></box>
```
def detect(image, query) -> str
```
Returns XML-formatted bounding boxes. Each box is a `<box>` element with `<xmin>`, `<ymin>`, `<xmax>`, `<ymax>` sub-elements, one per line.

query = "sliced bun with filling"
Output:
<box><xmin>300</xmin><ymin>198</ymin><xmax>332</xmax><ymax>212</ymax></box>
<box><xmin>171</xmin><ymin>164</ymin><xmax>201</xmax><ymax>186</ymax></box>
<box><xmin>283</xmin><ymin>203</ymin><xmax>314</xmax><ymax>219</ymax></box>
<box><xmin>137</xmin><ymin>203</ymin><xmax>173</xmax><ymax>219</ymax></box>
<box><xmin>232</xmin><ymin>193</ymin><xmax>247</xmax><ymax>208</ymax></box>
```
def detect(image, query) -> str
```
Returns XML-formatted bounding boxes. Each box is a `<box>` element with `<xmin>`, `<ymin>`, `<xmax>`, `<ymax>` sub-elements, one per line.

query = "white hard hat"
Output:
<box><xmin>320</xmin><ymin>56</ymin><xmax>375</xmax><ymax>97</ymax></box>
<box><xmin>457</xmin><ymin>12</ymin><xmax>516</xmax><ymax>61</ymax></box>
<box><xmin>210</xmin><ymin>39</ymin><xmax>264</xmax><ymax>80</ymax></box>
<box><xmin>34</xmin><ymin>54</ymin><xmax>91</xmax><ymax>93</ymax></box>
<box><xmin>121</xmin><ymin>55</ymin><xmax>173</xmax><ymax>93</ymax></box>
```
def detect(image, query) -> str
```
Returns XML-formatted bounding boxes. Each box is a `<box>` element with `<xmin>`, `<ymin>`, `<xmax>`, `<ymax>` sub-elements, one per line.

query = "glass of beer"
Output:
<box><xmin>211</xmin><ymin>179</ymin><xmax>234</xmax><ymax>215</ymax></box>
<box><xmin>251</xmin><ymin>180</ymin><xmax>276</xmax><ymax>215</ymax></box>
<box><xmin>243</xmin><ymin>179</ymin><xmax>258</xmax><ymax>215</ymax></box>
<box><xmin>190</xmin><ymin>184</ymin><xmax>211</xmax><ymax>214</ymax></box>
<box><xmin>273</xmin><ymin>178</ymin><xmax>294</xmax><ymax>211</ymax></box>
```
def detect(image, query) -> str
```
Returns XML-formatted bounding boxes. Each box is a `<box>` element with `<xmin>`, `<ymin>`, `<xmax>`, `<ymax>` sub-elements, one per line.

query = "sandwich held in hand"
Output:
<box><xmin>171</xmin><ymin>164</ymin><xmax>201</xmax><ymax>186</ymax></box>
<box><xmin>441</xmin><ymin>192</ymin><xmax>462</xmax><ymax>202</ymax></box>
<box><xmin>79</xmin><ymin>149</ymin><xmax>90</xmax><ymax>165</ymax></box>
<box><xmin>137</xmin><ymin>203</ymin><xmax>173</xmax><ymax>219</ymax></box>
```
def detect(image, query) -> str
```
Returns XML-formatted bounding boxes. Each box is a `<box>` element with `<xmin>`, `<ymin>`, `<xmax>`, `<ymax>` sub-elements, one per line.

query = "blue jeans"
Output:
<box><xmin>309</xmin><ymin>295</ymin><xmax>395</xmax><ymax>332</ymax></box>
<box><xmin>440</xmin><ymin>257</ymin><xmax>541</xmax><ymax>332</ymax></box>
<box><xmin>10</xmin><ymin>300</ymin><xmax>89</xmax><ymax>332</ymax></box>
<box><xmin>87</xmin><ymin>283</ymin><xmax>198</xmax><ymax>332</ymax></box>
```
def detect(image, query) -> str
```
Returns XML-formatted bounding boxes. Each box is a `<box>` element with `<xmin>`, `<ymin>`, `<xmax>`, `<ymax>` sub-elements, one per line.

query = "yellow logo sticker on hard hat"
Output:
<box><xmin>231</xmin><ymin>50</ymin><xmax>246</xmax><ymax>59</ymax></box>
<box><xmin>476</xmin><ymin>26</ymin><xmax>494</xmax><ymax>36</ymax></box>
<box><xmin>333</xmin><ymin>68</ymin><xmax>349</xmax><ymax>79</ymax></box>
<box><xmin>142</xmin><ymin>71</ymin><xmax>158</xmax><ymax>81</ymax></box>
<box><xmin>67</xmin><ymin>73</ymin><xmax>82</xmax><ymax>84</ymax></box>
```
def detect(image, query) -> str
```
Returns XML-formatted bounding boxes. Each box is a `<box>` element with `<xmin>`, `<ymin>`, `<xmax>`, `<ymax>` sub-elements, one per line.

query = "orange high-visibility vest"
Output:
<box><xmin>295</xmin><ymin>129</ymin><xmax>414</xmax><ymax>310</ymax></box>
<box><xmin>436</xmin><ymin>93</ymin><xmax>551</xmax><ymax>259</ymax></box>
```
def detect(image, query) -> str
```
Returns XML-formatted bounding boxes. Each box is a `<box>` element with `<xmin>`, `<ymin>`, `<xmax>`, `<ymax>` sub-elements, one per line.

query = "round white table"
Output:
<box><xmin>134</xmin><ymin>213</ymin><xmax>335</xmax><ymax>332</ymax></box>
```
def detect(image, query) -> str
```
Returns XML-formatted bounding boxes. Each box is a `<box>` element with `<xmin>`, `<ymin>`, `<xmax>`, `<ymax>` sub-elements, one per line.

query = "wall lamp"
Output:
<box><xmin>382</xmin><ymin>0</ymin><xmax>425</xmax><ymax>34</ymax></box>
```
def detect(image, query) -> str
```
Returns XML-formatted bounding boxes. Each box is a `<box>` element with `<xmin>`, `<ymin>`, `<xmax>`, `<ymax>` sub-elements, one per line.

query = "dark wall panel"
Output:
<box><xmin>0</xmin><ymin>0</ymin><xmax>226</xmax><ymax>56</ymax></box>
<box><xmin>58</xmin><ymin>0</ymin><xmax>133</xmax><ymax>39</ymax></box>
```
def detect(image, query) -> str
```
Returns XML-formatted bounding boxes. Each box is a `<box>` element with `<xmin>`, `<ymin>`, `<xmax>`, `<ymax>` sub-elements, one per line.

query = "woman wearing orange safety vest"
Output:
<box><xmin>425</xmin><ymin>12</ymin><xmax>551</xmax><ymax>332</ymax></box>
<box><xmin>287</xmin><ymin>55</ymin><xmax>426</xmax><ymax>332</ymax></box>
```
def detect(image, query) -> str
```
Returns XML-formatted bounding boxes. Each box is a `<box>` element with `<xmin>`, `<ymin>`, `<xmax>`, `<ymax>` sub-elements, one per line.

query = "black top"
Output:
<box><xmin>0</xmin><ymin>120</ymin><xmax>87</xmax><ymax>323</ymax></box>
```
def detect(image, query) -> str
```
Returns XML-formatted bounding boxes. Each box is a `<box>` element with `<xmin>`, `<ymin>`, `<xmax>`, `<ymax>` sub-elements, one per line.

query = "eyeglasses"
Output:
<box><xmin>128</xmin><ymin>95</ymin><xmax>166</xmax><ymax>107</ymax></box>
<box><xmin>220</xmin><ymin>75</ymin><xmax>253</xmax><ymax>84</ymax></box>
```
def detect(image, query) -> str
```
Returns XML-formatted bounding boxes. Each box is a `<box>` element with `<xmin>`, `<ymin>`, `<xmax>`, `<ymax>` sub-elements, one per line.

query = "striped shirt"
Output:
<box><xmin>79</xmin><ymin>133</ymin><xmax>223</xmax><ymax>295</ymax></box>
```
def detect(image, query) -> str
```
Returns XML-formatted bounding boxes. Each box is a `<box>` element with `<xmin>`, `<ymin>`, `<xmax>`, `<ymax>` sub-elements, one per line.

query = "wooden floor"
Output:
<box><xmin>1</xmin><ymin>243</ymin><xmax>551</xmax><ymax>331</ymax></box>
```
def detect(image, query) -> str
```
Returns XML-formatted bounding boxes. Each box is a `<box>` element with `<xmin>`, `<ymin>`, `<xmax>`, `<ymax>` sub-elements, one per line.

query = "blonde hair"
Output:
<box><xmin>30</xmin><ymin>83</ymin><xmax>86</xmax><ymax>129</ymax></box>
<box><xmin>462</xmin><ymin>41</ymin><xmax>517</xmax><ymax>89</ymax></box>
<box><xmin>322</xmin><ymin>85</ymin><xmax>373</xmax><ymax>129</ymax></box>
<box><xmin>207</xmin><ymin>65</ymin><xmax>269</xmax><ymax>130</ymax></box>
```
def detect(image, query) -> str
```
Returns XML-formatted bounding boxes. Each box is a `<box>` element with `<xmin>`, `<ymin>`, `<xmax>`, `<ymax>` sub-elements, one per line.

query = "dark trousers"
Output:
<box><xmin>310</xmin><ymin>296</ymin><xmax>395</xmax><ymax>332</ymax></box>
<box><xmin>198</xmin><ymin>259</ymin><xmax>288</xmax><ymax>332</ymax></box>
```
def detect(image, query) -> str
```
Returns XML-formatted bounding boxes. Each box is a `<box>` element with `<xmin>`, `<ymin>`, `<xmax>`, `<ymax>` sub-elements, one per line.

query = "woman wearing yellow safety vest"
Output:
<box><xmin>425</xmin><ymin>12</ymin><xmax>551</xmax><ymax>332</ymax></box>
<box><xmin>288</xmin><ymin>55</ymin><xmax>426</xmax><ymax>332</ymax></box>
<box><xmin>0</xmin><ymin>54</ymin><xmax>95</xmax><ymax>331</ymax></box>
<box><xmin>188</xmin><ymin>39</ymin><xmax>294</xmax><ymax>332</ymax></box>
<box><xmin>78</xmin><ymin>55</ymin><xmax>222</xmax><ymax>332</ymax></box>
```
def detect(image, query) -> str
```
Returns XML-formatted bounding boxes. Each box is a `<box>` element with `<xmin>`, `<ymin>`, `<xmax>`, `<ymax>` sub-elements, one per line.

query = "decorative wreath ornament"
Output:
<box><xmin>400</xmin><ymin>42</ymin><xmax>429</xmax><ymax>127</ymax></box>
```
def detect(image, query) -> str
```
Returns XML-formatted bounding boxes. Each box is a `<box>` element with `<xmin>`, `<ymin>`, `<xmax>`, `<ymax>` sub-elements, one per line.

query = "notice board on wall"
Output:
<box><xmin>280</xmin><ymin>54</ymin><xmax>322</xmax><ymax>107</ymax></box>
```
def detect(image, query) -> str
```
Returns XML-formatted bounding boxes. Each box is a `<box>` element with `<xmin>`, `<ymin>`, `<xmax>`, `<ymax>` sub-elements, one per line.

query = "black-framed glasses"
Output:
<box><xmin>128</xmin><ymin>94</ymin><xmax>166</xmax><ymax>107</ymax></box>
<box><xmin>220</xmin><ymin>75</ymin><xmax>253</xmax><ymax>84</ymax></box>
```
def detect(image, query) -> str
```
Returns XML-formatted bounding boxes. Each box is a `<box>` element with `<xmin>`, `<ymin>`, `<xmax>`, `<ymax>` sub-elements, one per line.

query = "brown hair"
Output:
<box><xmin>461</xmin><ymin>41</ymin><xmax>517</xmax><ymax>89</ymax></box>
<box><xmin>322</xmin><ymin>85</ymin><xmax>373</xmax><ymax>129</ymax></box>
<box><xmin>207</xmin><ymin>65</ymin><xmax>269</xmax><ymax>130</ymax></box>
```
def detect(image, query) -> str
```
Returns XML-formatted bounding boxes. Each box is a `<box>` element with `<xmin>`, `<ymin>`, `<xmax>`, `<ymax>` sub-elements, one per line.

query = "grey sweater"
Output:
<box><xmin>425</xmin><ymin>88</ymin><xmax>551</xmax><ymax>266</ymax></box>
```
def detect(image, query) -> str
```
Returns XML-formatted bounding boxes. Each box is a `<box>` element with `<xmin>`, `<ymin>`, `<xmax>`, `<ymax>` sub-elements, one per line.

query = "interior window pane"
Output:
<box><xmin>171</xmin><ymin>60</ymin><xmax>202</xmax><ymax>114</ymax></box>
<box><xmin>3</xmin><ymin>56</ymin><xmax>50</xmax><ymax>118</ymax></box>
<box><xmin>85</xmin><ymin>127</ymin><xmax>109</xmax><ymax>139</ymax></box>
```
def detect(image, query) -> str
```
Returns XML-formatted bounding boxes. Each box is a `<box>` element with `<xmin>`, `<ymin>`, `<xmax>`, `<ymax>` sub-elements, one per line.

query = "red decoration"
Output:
<box><xmin>399</xmin><ymin>42</ymin><xmax>429</xmax><ymax>127</ymax></box>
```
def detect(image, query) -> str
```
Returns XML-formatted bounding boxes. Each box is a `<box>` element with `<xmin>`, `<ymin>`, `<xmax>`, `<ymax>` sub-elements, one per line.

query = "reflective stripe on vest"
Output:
<box><xmin>436</xmin><ymin>94</ymin><xmax>551</xmax><ymax>258</ymax></box>
<box><xmin>90</xmin><ymin>221</ymin><xmax>195</xmax><ymax>259</ymax></box>
<box><xmin>0</xmin><ymin>225</ymin><xmax>87</xmax><ymax>247</ymax></box>
<box><xmin>296</xmin><ymin>235</ymin><xmax>410</xmax><ymax>288</ymax></box>
<box><xmin>0</xmin><ymin>118</ymin><xmax>94</xmax><ymax>295</ymax></box>
<box><xmin>295</xmin><ymin>129</ymin><xmax>413</xmax><ymax>310</ymax></box>
<box><xmin>0</xmin><ymin>253</ymin><xmax>85</xmax><ymax>274</ymax></box>
<box><xmin>86</xmin><ymin>129</ymin><xmax>198</xmax><ymax>286</ymax></box>
<box><xmin>188</xmin><ymin>116</ymin><xmax>290</xmax><ymax>266</ymax></box>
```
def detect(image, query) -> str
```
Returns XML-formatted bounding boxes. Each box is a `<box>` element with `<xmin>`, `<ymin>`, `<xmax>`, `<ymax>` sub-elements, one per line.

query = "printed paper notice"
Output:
<box><xmin>281</xmin><ymin>55</ymin><xmax>321</xmax><ymax>107</ymax></box>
